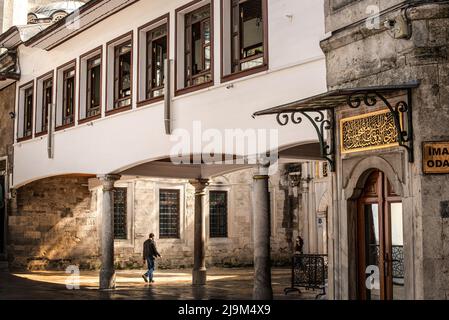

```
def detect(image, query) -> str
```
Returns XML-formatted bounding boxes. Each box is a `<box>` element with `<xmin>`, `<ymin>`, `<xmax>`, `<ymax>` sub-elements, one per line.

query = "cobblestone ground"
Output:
<box><xmin>0</xmin><ymin>268</ymin><xmax>324</xmax><ymax>300</ymax></box>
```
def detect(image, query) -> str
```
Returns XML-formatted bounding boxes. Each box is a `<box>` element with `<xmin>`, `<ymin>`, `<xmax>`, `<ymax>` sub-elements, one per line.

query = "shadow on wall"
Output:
<box><xmin>7</xmin><ymin>175</ymin><xmax>100</xmax><ymax>271</ymax></box>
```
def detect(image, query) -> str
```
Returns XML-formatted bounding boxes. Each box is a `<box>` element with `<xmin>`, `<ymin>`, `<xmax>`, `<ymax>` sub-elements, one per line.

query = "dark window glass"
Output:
<box><xmin>87</xmin><ymin>55</ymin><xmax>101</xmax><ymax>118</ymax></box>
<box><xmin>231</xmin><ymin>0</ymin><xmax>264</xmax><ymax>72</ymax></box>
<box><xmin>42</xmin><ymin>78</ymin><xmax>52</xmax><ymax>133</ymax></box>
<box><xmin>209</xmin><ymin>191</ymin><xmax>228</xmax><ymax>238</ymax></box>
<box><xmin>146</xmin><ymin>24</ymin><xmax>168</xmax><ymax>99</ymax></box>
<box><xmin>159</xmin><ymin>189</ymin><xmax>180</xmax><ymax>238</ymax></box>
<box><xmin>62</xmin><ymin>68</ymin><xmax>75</xmax><ymax>125</ymax></box>
<box><xmin>113</xmin><ymin>187</ymin><xmax>127</xmax><ymax>240</ymax></box>
<box><xmin>114</xmin><ymin>41</ymin><xmax>132</xmax><ymax>109</ymax></box>
<box><xmin>185</xmin><ymin>5</ymin><xmax>212</xmax><ymax>87</ymax></box>
<box><xmin>23</xmin><ymin>87</ymin><xmax>33</xmax><ymax>137</ymax></box>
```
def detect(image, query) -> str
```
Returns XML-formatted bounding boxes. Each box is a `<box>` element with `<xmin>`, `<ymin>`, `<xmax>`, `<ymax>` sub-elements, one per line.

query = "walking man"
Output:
<box><xmin>142</xmin><ymin>233</ymin><xmax>161</xmax><ymax>283</ymax></box>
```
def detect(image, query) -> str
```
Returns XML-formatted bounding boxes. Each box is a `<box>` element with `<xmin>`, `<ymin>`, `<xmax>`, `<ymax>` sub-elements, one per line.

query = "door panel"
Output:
<box><xmin>357</xmin><ymin>171</ymin><xmax>404</xmax><ymax>300</ymax></box>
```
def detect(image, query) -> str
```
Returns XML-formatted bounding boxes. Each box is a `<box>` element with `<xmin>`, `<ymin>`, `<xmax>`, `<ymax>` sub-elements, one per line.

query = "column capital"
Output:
<box><xmin>253</xmin><ymin>162</ymin><xmax>271</xmax><ymax>178</ymax></box>
<box><xmin>97</xmin><ymin>174</ymin><xmax>121</xmax><ymax>191</ymax></box>
<box><xmin>189</xmin><ymin>178</ymin><xmax>210</xmax><ymax>194</ymax></box>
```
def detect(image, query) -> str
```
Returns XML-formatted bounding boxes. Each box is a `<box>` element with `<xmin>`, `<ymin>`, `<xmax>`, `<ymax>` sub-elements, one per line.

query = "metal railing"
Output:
<box><xmin>284</xmin><ymin>254</ymin><xmax>328</xmax><ymax>299</ymax></box>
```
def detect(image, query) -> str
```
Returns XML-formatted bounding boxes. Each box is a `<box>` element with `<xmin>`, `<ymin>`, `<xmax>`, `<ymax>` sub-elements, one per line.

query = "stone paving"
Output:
<box><xmin>0</xmin><ymin>268</ymin><xmax>323</xmax><ymax>300</ymax></box>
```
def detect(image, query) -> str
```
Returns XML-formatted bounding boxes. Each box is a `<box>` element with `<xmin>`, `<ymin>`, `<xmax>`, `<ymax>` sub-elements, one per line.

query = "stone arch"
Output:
<box><xmin>344</xmin><ymin>156</ymin><xmax>404</xmax><ymax>200</ymax></box>
<box><xmin>342</xmin><ymin>155</ymin><xmax>406</xmax><ymax>299</ymax></box>
<box><xmin>318</xmin><ymin>190</ymin><xmax>331</xmax><ymax>213</ymax></box>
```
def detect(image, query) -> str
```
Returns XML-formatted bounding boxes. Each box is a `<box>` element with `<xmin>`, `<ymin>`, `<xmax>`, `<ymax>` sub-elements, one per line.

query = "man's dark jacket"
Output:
<box><xmin>143</xmin><ymin>239</ymin><xmax>161</xmax><ymax>259</ymax></box>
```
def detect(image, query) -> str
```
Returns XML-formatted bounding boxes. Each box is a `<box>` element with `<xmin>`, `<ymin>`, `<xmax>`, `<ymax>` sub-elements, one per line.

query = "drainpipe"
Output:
<box><xmin>47</xmin><ymin>102</ymin><xmax>54</xmax><ymax>159</ymax></box>
<box><xmin>164</xmin><ymin>58</ymin><xmax>172</xmax><ymax>135</ymax></box>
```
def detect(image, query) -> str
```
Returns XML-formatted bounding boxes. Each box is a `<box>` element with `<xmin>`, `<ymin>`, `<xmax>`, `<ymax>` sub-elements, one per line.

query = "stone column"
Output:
<box><xmin>252</xmin><ymin>164</ymin><xmax>273</xmax><ymax>300</ymax></box>
<box><xmin>98</xmin><ymin>174</ymin><xmax>120</xmax><ymax>290</ymax></box>
<box><xmin>189</xmin><ymin>178</ymin><xmax>209</xmax><ymax>286</ymax></box>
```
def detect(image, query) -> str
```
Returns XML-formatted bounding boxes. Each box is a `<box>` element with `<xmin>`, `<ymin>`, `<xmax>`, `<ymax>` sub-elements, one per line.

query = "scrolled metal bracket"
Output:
<box><xmin>277</xmin><ymin>109</ymin><xmax>336</xmax><ymax>172</ymax></box>
<box><xmin>346</xmin><ymin>88</ymin><xmax>414</xmax><ymax>162</ymax></box>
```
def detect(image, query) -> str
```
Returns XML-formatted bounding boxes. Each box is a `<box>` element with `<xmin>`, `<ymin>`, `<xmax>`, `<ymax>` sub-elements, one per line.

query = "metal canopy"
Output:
<box><xmin>253</xmin><ymin>81</ymin><xmax>420</xmax><ymax>172</ymax></box>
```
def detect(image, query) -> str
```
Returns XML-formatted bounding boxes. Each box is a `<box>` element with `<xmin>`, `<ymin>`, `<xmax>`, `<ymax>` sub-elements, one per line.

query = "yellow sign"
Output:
<box><xmin>423</xmin><ymin>142</ymin><xmax>449</xmax><ymax>174</ymax></box>
<box><xmin>340</xmin><ymin>109</ymin><xmax>400</xmax><ymax>154</ymax></box>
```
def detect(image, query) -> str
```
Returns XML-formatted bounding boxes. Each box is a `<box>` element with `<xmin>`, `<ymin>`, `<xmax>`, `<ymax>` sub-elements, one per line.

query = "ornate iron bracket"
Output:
<box><xmin>346</xmin><ymin>88</ymin><xmax>414</xmax><ymax>162</ymax></box>
<box><xmin>276</xmin><ymin>109</ymin><xmax>336</xmax><ymax>172</ymax></box>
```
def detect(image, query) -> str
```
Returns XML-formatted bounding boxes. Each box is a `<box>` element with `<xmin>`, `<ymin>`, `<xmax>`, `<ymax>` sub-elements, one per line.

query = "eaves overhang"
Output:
<box><xmin>252</xmin><ymin>82</ymin><xmax>420</xmax><ymax>116</ymax></box>
<box><xmin>253</xmin><ymin>81</ymin><xmax>421</xmax><ymax>172</ymax></box>
<box><xmin>0</xmin><ymin>24</ymin><xmax>51</xmax><ymax>49</ymax></box>
<box><xmin>24</xmin><ymin>0</ymin><xmax>140</xmax><ymax>51</ymax></box>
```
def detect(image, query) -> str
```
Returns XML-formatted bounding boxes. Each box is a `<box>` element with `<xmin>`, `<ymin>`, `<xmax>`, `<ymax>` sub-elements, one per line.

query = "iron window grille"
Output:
<box><xmin>62</xmin><ymin>68</ymin><xmax>75</xmax><ymax>125</ymax></box>
<box><xmin>159</xmin><ymin>189</ymin><xmax>180</xmax><ymax>239</ymax></box>
<box><xmin>42</xmin><ymin>78</ymin><xmax>52</xmax><ymax>133</ymax></box>
<box><xmin>113</xmin><ymin>187</ymin><xmax>127</xmax><ymax>240</ymax></box>
<box><xmin>23</xmin><ymin>87</ymin><xmax>33</xmax><ymax>137</ymax></box>
<box><xmin>114</xmin><ymin>41</ymin><xmax>132</xmax><ymax>109</ymax></box>
<box><xmin>86</xmin><ymin>55</ymin><xmax>101</xmax><ymax>118</ymax></box>
<box><xmin>146</xmin><ymin>24</ymin><xmax>168</xmax><ymax>99</ymax></box>
<box><xmin>231</xmin><ymin>0</ymin><xmax>265</xmax><ymax>73</ymax></box>
<box><xmin>184</xmin><ymin>4</ymin><xmax>212</xmax><ymax>87</ymax></box>
<box><xmin>209</xmin><ymin>191</ymin><xmax>228</xmax><ymax>238</ymax></box>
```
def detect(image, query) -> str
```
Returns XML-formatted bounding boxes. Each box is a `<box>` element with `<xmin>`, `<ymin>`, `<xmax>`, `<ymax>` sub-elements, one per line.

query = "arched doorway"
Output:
<box><xmin>357</xmin><ymin>170</ymin><xmax>404</xmax><ymax>300</ymax></box>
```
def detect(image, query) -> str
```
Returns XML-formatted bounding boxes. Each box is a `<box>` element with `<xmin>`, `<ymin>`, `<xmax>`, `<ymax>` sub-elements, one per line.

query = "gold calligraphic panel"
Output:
<box><xmin>423</xmin><ymin>142</ymin><xmax>449</xmax><ymax>174</ymax></box>
<box><xmin>341</xmin><ymin>110</ymin><xmax>399</xmax><ymax>154</ymax></box>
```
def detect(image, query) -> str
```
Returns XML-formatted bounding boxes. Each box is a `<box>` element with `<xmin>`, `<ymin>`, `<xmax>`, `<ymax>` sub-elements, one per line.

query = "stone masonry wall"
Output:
<box><xmin>8</xmin><ymin>176</ymin><xmax>99</xmax><ymax>270</ymax></box>
<box><xmin>321</xmin><ymin>1</ymin><xmax>449</xmax><ymax>299</ymax></box>
<box><xmin>0</xmin><ymin>83</ymin><xmax>15</xmax><ymax>158</ymax></box>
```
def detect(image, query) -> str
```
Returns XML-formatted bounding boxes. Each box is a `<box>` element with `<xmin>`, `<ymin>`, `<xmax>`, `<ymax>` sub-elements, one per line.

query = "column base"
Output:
<box><xmin>99</xmin><ymin>268</ymin><xmax>116</xmax><ymax>290</ymax></box>
<box><xmin>192</xmin><ymin>269</ymin><xmax>207</xmax><ymax>286</ymax></box>
<box><xmin>253</xmin><ymin>287</ymin><xmax>273</xmax><ymax>300</ymax></box>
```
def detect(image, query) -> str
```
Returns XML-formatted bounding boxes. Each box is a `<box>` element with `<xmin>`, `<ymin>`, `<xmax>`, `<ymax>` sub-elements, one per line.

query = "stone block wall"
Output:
<box><xmin>321</xmin><ymin>0</ymin><xmax>449</xmax><ymax>299</ymax></box>
<box><xmin>8</xmin><ymin>176</ymin><xmax>99</xmax><ymax>270</ymax></box>
<box><xmin>0</xmin><ymin>83</ymin><xmax>15</xmax><ymax>158</ymax></box>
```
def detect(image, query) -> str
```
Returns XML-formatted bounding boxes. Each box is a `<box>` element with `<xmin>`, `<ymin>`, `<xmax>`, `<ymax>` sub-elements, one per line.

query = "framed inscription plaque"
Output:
<box><xmin>423</xmin><ymin>142</ymin><xmax>449</xmax><ymax>174</ymax></box>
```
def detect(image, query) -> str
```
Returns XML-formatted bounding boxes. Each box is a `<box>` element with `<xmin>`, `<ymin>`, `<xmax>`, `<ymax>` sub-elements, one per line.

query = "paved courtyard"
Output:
<box><xmin>0</xmin><ymin>267</ymin><xmax>323</xmax><ymax>300</ymax></box>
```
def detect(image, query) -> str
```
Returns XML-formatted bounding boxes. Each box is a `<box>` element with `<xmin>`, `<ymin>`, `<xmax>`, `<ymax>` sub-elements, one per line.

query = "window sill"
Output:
<box><xmin>35</xmin><ymin>131</ymin><xmax>48</xmax><ymax>138</ymax></box>
<box><xmin>78</xmin><ymin>114</ymin><xmax>102</xmax><ymax>125</ymax></box>
<box><xmin>137</xmin><ymin>96</ymin><xmax>164</xmax><ymax>108</ymax></box>
<box><xmin>175</xmin><ymin>81</ymin><xmax>214</xmax><ymax>97</ymax></box>
<box><xmin>55</xmin><ymin>123</ymin><xmax>75</xmax><ymax>132</ymax></box>
<box><xmin>17</xmin><ymin>136</ymin><xmax>33</xmax><ymax>143</ymax></box>
<box><xmin>221</xmin><ymin>64</ymin><xmax>268</xmax><ymax>83</ymax></box>
<box><xmin>105</xmin><ymin>104</ymin><xmax>132</xmax><ymax>116</ymax></box>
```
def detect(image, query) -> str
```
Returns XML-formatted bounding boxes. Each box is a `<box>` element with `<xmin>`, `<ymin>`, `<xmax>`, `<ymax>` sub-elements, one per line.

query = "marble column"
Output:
<box><xmin>189</xmin><ymin>178</ymin><xmax>209</xmax><ymax>286</ymax></box>
<box><xmin>98</xmin><ymin>174</ymin><xmax>121</xmax><ymax>290</ymax></box>
<box><xmin>252</xmin><ymin>164</ymin><xmax>273</xmax><ymax>300</ymax></box>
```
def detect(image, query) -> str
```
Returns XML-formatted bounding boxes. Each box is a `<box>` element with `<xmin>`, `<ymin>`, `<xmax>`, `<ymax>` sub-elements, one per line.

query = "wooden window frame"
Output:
<box><xmin>114</xmin><ymin>41</ymin><xmax>132</xmax><ymax>110</ymax></box>
<box><xmin>137</xmin><ymin>14</ymin><xmax>170</xmax><ymax>107</ymax></box>
<box><xmin>17</xmin><ymin>81</ymin><xmax>34</xmax><ymax>142</ymax></box>
<box><xmin>175</xmin><ymin>0</ymin><xmax>214</xmax><ymax>97</ymax></box>
<box><xmin>209</xmin><ymin>190</ymin><xmax>228</xmax><ymax>238</ymax></box>
<box><xmin>62</xmin><ymin>68</ymin><xmax>76</xmax><ymax>127</ymax></box>
<box><xmin>106</xmin><ymin>31</ymin><xmax>133</xmax><ymax>117</ymax></box>
<box><xmin>55</xmin><ymin>60</ymin><xmax>76</xmax><ymax>131</ymax></box>
<box><xmin>220</xmin><ymin>0</ymin><xmax>268</xmax><ymax>83</ymax></box>
<box><xmin>79</xmin><ymin>46</ymin><xmax>103</xmax><ymax>125</ymax></box>
<box><xmin>159</xmin><ymin>189</ymin><xmax>181</xmax><ymax>239</ymax></box>
<box><xmin>35</xmin><ymin>71</ymin><xmax>53</xmax><ymax>137</ymax></box>
<box><xmin>146</xmin><ymin>25</ymin><xmax>168</xmax><ymax>100</ymax></box>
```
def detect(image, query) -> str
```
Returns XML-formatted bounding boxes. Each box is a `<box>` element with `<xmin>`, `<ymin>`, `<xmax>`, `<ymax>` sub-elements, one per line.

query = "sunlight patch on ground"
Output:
<box><xmin>12</xmin><ymin>271</ymin><xmax>239</xmax><ymax>287</ymax></box>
